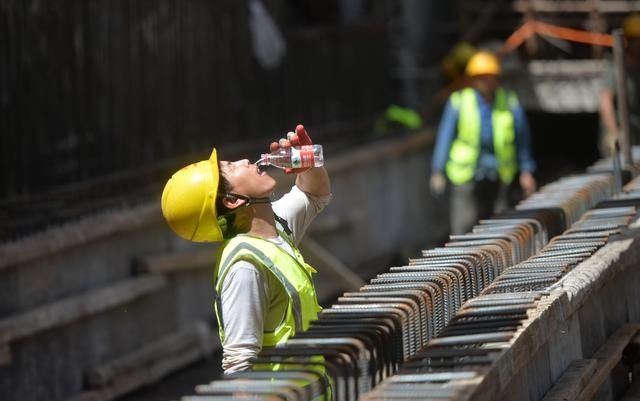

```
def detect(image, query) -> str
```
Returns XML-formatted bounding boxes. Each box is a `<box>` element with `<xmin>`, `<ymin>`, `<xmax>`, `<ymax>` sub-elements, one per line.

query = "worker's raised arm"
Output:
<box><xmin>295</xmin><ymin>164</ymin><xmax>330</xmax><ymax>197</ymax></box>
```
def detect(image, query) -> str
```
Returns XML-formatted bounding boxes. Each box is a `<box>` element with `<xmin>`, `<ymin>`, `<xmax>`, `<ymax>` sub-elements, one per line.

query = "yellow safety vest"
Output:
<box><xmin>213</xmin><ymin>230</ymin><xmax>321</xmax><ymax>346</ymax></box>
<box><xmin>213</xmin><ymin>231</ymin><xmax>329</xmax><ymax>400</ymax></box>
<box><xmin>445</xmin><ymin>87</ymin><xmax>518</xmax><ymax>184</ymax></box>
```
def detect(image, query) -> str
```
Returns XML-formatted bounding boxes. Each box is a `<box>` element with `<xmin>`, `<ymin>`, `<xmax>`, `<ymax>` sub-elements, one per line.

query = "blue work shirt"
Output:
<box><xmin>432</xmin><ymin>88</ymin><xmax>536</xmax><ymax>181</ymax></box>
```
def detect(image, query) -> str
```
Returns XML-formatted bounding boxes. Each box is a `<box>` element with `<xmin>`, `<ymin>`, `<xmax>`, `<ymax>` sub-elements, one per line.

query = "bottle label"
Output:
<box><xmin>290</xmin><ymin>146</ymin><xmax>314</xmax><ymax>169</ymax></box>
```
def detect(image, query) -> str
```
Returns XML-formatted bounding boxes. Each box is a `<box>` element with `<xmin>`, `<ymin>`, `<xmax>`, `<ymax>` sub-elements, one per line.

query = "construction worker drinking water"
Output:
<box><xmin>161</xmin><ymin>124</ymin><xmax>331</xmax><ymax>374</ymax></box>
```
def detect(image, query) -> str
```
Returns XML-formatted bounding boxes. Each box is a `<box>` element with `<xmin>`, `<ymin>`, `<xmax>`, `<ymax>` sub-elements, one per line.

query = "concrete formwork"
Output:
<box><xmin>471</xmin><ymin>228</ymin><xmax>640</xmax><ymax>401</ymax></box>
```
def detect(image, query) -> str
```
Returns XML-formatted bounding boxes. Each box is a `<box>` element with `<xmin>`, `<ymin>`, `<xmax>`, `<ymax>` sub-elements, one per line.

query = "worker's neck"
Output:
<box><xmin>241</xmin><ymin>203</ymin><xmax>278</xmax><ymax>239</ymax></box>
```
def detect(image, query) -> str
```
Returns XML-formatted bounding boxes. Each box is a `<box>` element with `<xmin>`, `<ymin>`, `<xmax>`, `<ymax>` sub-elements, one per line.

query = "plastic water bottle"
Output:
<box><xmin>257</xmin><ymin>144</ymin><xmax>324</xmax><ymax>169</ymax></box>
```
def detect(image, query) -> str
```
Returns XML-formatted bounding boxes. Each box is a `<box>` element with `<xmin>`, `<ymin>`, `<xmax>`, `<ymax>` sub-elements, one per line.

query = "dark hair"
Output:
<box><xmin>215</xmin><ymin>168</ymin><xmax>234</xmax><ymax>216</ymax></box>
<box><xmin>215</xmin><ymin>168</ymin><xmax>237</xmax><ymax>239</ymax></box>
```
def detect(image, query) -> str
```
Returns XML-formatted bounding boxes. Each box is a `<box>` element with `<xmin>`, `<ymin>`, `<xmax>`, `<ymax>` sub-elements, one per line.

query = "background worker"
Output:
<box><xmin>599</xmin><ymin>13</ymin><xmax>640</xmax><ymax>156</ymax></box>
<box><xmin>161</xmin><ymin>125</ymin><xmax>331</xmax><ymax>374</ymax></box>
<box><xmin>430</xmin><ymin>51</ymin><xmax>537</xmax><ymax>235</ymax></box>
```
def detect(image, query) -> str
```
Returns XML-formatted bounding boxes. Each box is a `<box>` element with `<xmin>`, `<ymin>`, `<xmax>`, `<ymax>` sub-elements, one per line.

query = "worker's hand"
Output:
<box><xmin>519</xmin><ymin>172</ymin><xmax>537</xmax><ymax>199</ymax></box>
<box><xmin>430</xmin><ymin>172</ymin><xmax>447</xmax><ymax>196</ymax></box>
<box><xmin>270</xmin><ymin>124</ymin><xmax>313</xmax><ymax>175</ymax></box>
<box><xmin>599</xmin><ymin>133</ymin><xmax>618</xmax><ymax>157</ymax></box>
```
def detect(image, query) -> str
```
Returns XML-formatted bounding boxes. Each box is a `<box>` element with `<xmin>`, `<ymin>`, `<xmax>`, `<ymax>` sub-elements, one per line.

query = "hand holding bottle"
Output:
<box><xmin>266</xmin><ymin>125</ymin><xmax>321</xmax><ymax>174</ymax></box>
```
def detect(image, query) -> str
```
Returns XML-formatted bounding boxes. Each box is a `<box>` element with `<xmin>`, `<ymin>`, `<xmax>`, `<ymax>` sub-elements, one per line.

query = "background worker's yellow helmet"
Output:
<box><xmin>623</xmin><ymin>14</ymin><xmax>640</xmax><ymax>38</ymax></box>
<box><xmin>161</xmin><ymin>148</ymin><xmax>224</xmax><ymax>242</ymax></box>
<box><xmin>465</xmin><ymin>51</ymin><xmax>501</xmax><ymax>76</ymax></box>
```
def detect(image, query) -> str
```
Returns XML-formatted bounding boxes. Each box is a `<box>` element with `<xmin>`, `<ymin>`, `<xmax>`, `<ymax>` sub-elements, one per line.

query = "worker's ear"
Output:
<box><xmin>221</xmin><ymin>194</ymin><xmax>247</xmax><ymax>210</ymax></box>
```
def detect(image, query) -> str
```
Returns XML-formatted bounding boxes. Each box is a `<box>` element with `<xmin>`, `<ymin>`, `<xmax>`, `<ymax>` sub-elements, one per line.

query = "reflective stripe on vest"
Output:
<box><xmin>213</xmin><ymin>235</ymin><xmax>320</xmax><ymax>347</ymax></box>
<box><xmin>446</xmin><ymin>87</ymin><xmax>518</xmax><ymax>184</ymax></box>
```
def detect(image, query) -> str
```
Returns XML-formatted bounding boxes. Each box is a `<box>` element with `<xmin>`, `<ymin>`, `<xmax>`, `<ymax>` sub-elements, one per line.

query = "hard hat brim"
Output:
<box><xmin>206</xmin><ymin>148</ymin><xmax>223</xmax><ymax>242</ymax></box>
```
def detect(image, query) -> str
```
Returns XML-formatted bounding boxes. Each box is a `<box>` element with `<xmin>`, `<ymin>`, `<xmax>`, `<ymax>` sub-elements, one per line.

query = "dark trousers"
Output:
<box><xmin>450</xmin><ymin>179</ymin><xmax>509</xmax><ymax>235</ymax></box>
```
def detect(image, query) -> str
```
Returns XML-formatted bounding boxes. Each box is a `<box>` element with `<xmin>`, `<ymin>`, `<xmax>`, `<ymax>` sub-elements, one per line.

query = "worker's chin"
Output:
<box><xmin>259</xmin><ymin>178</ymin><xmax>277</xmax><ymax>196</ymax></box>
<box><xmin>264</xmin><ymin>174</ymin><xmax>276</xmax><ymax>185</ymax></box>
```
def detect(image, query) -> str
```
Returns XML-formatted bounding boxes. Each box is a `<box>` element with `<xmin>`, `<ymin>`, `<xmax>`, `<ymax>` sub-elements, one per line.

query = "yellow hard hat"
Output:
<box><xmin>465</xmin><ymin>51</ymin><xmax>501</xmax><ymax>76</ymax></box>
<box><xmin>161</xmin><ymin>148</ymin><xmax>224</xmax><ymax>242</ymax></box>
<box><xmin>623</xmin><ymin>14</ymin><xmax>640</xmax><ymax>38</ymax></box>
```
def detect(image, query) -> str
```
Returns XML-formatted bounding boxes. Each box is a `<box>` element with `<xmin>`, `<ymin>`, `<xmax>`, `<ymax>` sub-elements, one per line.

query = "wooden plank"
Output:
<box><xmin>135</xmin><ymin>247</ymin><xmax>218</xmax><ymax>275</ymax></box>
<box><xmin>0</xmin><ymin>275</ymin><xmax>167</xmax><ymax>344</ymax></box>
<box><xmin>69</xmin><ymin>321</ymin><xmax>217</xmax><ymax>401</ymax></box>
<box><xmin>87</xmin><ymin>320</ymin><xmax>217</xmax><ymax>388</ymax></box>
<box><xmin>541</xmin><ymin>359</ymin><xmax>597</xmax><ymax>401</ymax></box>
<box><xmin>576</xmin><ymin>324</ymin><xmax>640</xmax><ymax>401</ymax></box>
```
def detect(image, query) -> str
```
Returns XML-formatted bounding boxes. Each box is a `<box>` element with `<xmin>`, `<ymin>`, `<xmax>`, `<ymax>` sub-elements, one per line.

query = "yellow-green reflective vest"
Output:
<box><xmin>445</xmin><ymin>87</ymin><xmax>518</xmax><ymax>185</ymax></box>
<box><xmin>214</xmin><ymin>232</ymin><xmax>331</xmax><ymax>400</ymax></box>
<box><xmin>213</xmin><ymin>231</ymin><xmax>322</xmax><ymax>347</ymax></box>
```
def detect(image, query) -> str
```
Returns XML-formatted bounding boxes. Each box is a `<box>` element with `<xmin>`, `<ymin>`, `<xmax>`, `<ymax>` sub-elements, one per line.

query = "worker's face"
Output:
<box><xmin>472</xmin><ymin>74</ymin><xmax>499</xmax><ymax>97</ymax></box>
<box><xmin>219</xmin><ymin>159</ymin><xmax>276</xmax><ymax>199</ymax></box>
